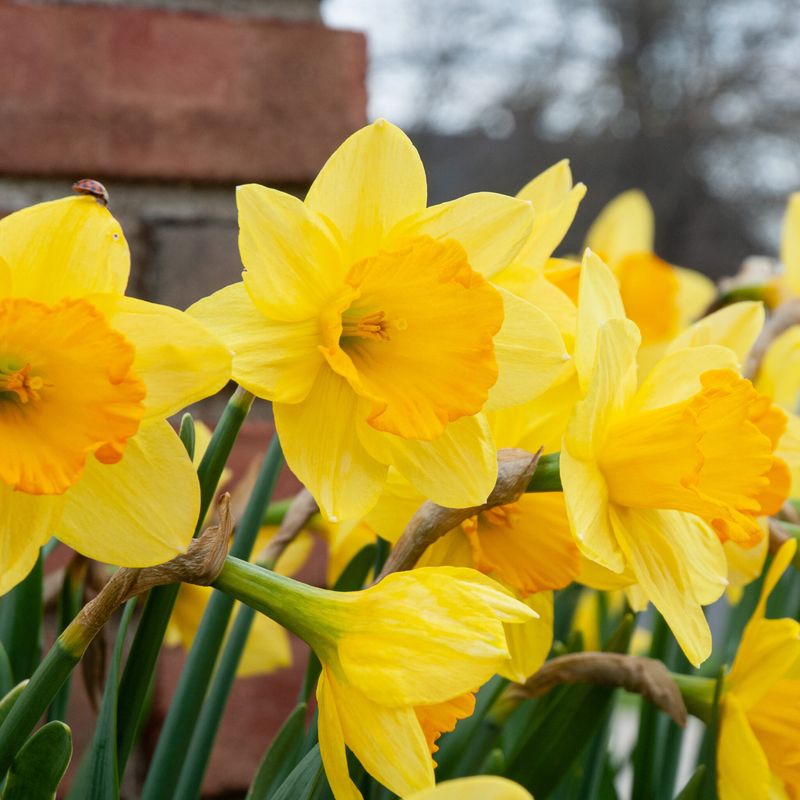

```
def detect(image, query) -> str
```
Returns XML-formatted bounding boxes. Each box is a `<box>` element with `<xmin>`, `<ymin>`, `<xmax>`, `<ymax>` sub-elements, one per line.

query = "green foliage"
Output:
<box><xmin>2</xmin><ymin>721</ymin><xmax>72</xmax><ymax>800</ymax></box>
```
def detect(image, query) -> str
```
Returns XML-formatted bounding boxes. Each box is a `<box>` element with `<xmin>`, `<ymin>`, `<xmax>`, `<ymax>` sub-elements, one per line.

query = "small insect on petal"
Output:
<box><xmin>72</xmin><ymin>178</ymin><xmax>110</xmax><ymax>207</ymax></box>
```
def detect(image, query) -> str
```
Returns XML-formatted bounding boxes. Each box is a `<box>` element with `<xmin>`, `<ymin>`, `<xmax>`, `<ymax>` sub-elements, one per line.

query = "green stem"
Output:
<box><xmin>526</xmin><ymin>452</ymin><xmax>561</xmax><ymax>492</ymax></box>
<box><xmin>141</xmin><ymin>434</ymin><xmax>283</xmax><ymax>800</ymax></box>
<box><xmin>0</xmin><ymin>620</ymin><xmax>88</xmax><ymax>775</ymax></box>
<box><xmin>116</xmin><ymin>386</ymin><xmax>254</xmax><ymax>774</ymax></box>
<box><xmin>673</xmin><ymin>673</ymin><xmax>717</xmax><ymax>724</ymax></box>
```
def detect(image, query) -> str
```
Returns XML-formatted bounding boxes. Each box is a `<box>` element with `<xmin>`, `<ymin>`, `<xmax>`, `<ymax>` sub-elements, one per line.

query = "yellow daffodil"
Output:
<box><xmin>406</xmin><ymin>776</ymin><xmax>533</xmax><ymax>799</ymax></box>
<box><xmin>561</xmin><ymin>253</ymin><xmax>789</xmax><ymax>665</ymax></box>
<box><xmin>188</xmin><ymin>120</ymin><xmax>569</xmax><ymax>522</ymax></box>
<box><xmin>585</xmin><ymin>190</ymin><xmax>715</xmax><ymax>368</ymax></box>
<box><xmin>718</xmin><ymin>539</ymin><xmax>800</xmax><ymax>800</ymax></box>
<box><xmin>216</xmin><ymin>561</ymin><xmax>535</xmax><ymax>800</ymax></box>
<box><xmin>0</xmin><ymin>196</ymin><xmax>231</xmax><ymax>594</ymax></box>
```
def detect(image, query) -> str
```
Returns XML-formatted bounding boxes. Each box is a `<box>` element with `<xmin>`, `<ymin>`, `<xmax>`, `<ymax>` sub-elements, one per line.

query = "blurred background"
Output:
<box><xmin>324</xmin><ymin>0</ymin><xmax>800</xmax><ymax>278</ymax></box>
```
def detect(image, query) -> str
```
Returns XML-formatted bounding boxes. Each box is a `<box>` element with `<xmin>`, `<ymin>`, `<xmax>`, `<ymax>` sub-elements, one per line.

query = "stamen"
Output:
<box><xmin>480</xmin><ymin>504</ymin><xmax>522</xmax><ymax>528</ymax></box>
<box><xmin>0</xmin><ymin>363</ymin><xmax>45</xmax><ymax>403</ymax></box>
<box><xmin>341</xmin><ymin>310</ymin><xmax>391</xmax><ymax>342</ymax></box>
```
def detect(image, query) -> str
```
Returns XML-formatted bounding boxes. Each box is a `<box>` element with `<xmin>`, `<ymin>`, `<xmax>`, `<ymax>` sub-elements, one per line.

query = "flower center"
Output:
<box><xmin>0</xmin><ymin>296</ymin><xmax>146</xmax><ymax>495</ymax></box>
<box><xmin>341</xmin><ymin>310</ymin><xmax>391</xmax><ymax>342</ymax></box>
<box><xmin>0</xmin><ymin>363</ymin><xmax>46</xmax><ymax>404</ymax></box>
<box><xmin>319</xmin><ymin>235</ymin><xmax>504</xmax><ymax>441</ymax></box>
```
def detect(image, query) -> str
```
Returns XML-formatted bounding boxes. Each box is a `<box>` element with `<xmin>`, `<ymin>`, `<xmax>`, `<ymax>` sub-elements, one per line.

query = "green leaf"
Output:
<box><xmin>68</xmin><ymin>599</ymin><xmax>136</xmax><ymax>800</ymax></box>
<box><xmin>48</xmin><ymin>558</ymin><xmax>87</xmax><ymax>723</ymax></box>
<box><xmin>0</xmin><ymin>553</ymin><xmax>43</xmax><ymax>682</ymax></box>
<box><xmin>2</xmin><ymin>721</ymin><xmax>72</xmax><ymax>800</ymax></box>
<box><xmin>142</xmin><ymin>434</ymin><xmax>283</xmax><ymax>800</ymax></box>
<box><xmin>178</xmin><ymin>412</ymin><xmax>196</xmax><ymax>459</ymax></box>
<box><xmin>0</xmin><ymin>684</ymin><xmax>28</xmax><ymax>731</ymax></box>
<box><xmin>0</xmin><ymin>646</ymin><xmax>13</xmax><ymax>700</ymax></box>
<box><xmin>247</xmin><ymin>703</ymin><xmax>308</xmax><ymax>800</ymax></box>
<box><xmin>696</xmin><ymin>667</ymin><xmax>725</xmax><ymax>800</ymax></box>
<box><xmin>504</xmin><ymin>613</ymin><xmax>635</xmax><ymax>797</ymax></box>
<box><xmin>674</xmin><ymin>765</ymin><xmax>707</xmax><ymax>799</ymax></box>
<box><xmin>115</xmin><ymin>386</ymin><xmax>255</xmax><ymax>776</ymax></box>
<box><xmin>270</xmin><ymin>746</ymin><xmax>324</xmax><ymax>800</ymax></box>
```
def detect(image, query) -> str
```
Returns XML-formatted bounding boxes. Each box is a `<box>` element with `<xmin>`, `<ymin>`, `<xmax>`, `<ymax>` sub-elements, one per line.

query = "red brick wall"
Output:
<box><xmin>0</xmin><ymin>1</ymin><xmax>366</xmax><ymax>182</ymax></box>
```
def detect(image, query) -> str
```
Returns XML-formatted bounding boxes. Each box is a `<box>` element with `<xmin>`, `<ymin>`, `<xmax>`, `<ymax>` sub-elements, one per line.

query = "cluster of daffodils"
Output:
<box><xmin>1</xmin><ymin>120</ymin><xmax>799</xmax><ymax>800</ymax></box>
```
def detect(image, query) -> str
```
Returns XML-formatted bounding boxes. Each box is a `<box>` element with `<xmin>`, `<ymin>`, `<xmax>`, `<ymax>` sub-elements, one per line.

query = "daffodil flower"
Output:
<box><xmin>214</xmin><ymin>561</ymin><xmax>535</xmax><ymax>800</ymax></box>
<box><xmin>717</xmin><ymin>539</ymin><xmax>800</xmax><ymax>799</ymax></box>
<box><xmin>189</xmin><ymin>120</ymin><xmax>569</xmax><ymax>522</ymax></box>
<box><xmin>0</xmin><ymin>196</ymin><xmax>231</xmax><ymax>593</ymax></box>
<box><xmin>561</xmin><ymin>253</ymin><xmax>789</xmax><ymax>664</ymax></box>
<box><xmin>585</xmin><ymin>189</ymin><xmax>715</xmax><ymax>369</ymax></box>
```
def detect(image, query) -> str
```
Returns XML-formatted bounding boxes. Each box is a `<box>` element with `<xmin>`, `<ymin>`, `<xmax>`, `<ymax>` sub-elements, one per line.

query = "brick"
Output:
<box><xmin>0</xmin><ymin>2</ymin><xmax>366</xmax><ymax>183</ymax></box>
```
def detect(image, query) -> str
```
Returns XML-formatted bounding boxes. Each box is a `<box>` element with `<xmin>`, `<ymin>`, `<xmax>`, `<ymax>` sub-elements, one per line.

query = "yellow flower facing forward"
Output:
<box><xmin>215</xmin><ymin>561</ymin><xmax>534</xmax><ymax>800</ymax></box>
<box><xmin>561</xmin><ymin>253</ymin><xmax>789</xmax><ymax>664</ymax></box>
<box><xmin>585</xmin><ymin>189</ymin><xmax>715</xmax><ymax>363</ymax></box>
<box><xmin>0</xmin><ymin>196</ymin><xmax>231</xmax><ymax>593</ymax></box>
<box><xmin>189</xmin><ymin>120</ymin><xmax>569</xmax><ymax>522</ymax></box>
<box><xmin>718</xmin><ymin>540</ymin><xmax>800</xmax><ymax>800</ymax></box>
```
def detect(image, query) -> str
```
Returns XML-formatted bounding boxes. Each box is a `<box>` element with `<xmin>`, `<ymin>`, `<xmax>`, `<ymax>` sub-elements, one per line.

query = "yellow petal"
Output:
<box><xmin>274</xmin><ymin>367</ymin><xmax>387</xmax><ymax>522</ymax></box>
<box><xmin>0</xmin><ymin>196</ymin><xmax>129</xmax><ymax>303</ymax></box>
<box><xmin>515</xmin><ymin>161</ymin><xmax>586</xmax><ymax>271</ymax></box>
<box><xmin>631</xmin><ymin>345</ymin><xmax>740</xmax><ymax>412</ymax></box>
<box><xmin>611</xmin><ymin>506</ymin><xmax>712</xmax><ymax>666</ymax></box>
<box><xmin>717</xmin><ymin>695</ymin><xmax>772</xmax><ymax>800</ymax></box>
<box><xmin>491</xmin><ymin>373</ymin><xmax>580</xmax><ymax>456</ymax></box>
<box><xmin>56</xmin><ymin>420</ymin><xmax>198</xmax><ymax>566</ymax></box>
<box><xmin>728</xmin><ymin>617</ymin><xmax>800</xmax><ymax>710</ymax></box>
<box><xmin>88</xmin><ymin>294</ymin><xmax>231</xmax><ymax>419</ymax></box>
<box><xmin>305</xmin><ymin>120</ymin><xmax>427</xmax><ymax>264</ymax></box>
<box><xmin>359</xmin><ymin>413</ymin><xmax>496</xmax><ymax>509</ymax></box>
<box><xmin>584</xmin><ymin>189</ymin><xmax>654</xmax><ymax>264</ymax></box>
<box><xmin>406</xmin><ymin>776</ymin><xmax>533</xmax><ymax>800</ymax></box>
<box><xmin>361</xmin><ymin>469</ymin><xmax>424</xmax><ymax>543</ymax></box>
<box><xmin>238</xmin><ymin>612</ymin><xmax>293</xmax><ymax>678</ymax></box>
<box><xmin>757</xmin><ymin>326</ymin><xmax>800</xmax><ymax>411</ymax></box>
<box><xmin>781</xmin><ymin>193</ymin><xmax>800</xmax><ymax>296</ymax></box>
<box><xmin>574</xmin><ymin>250</ymin><xmax>628</xmax><ymax>390</ymax></box>
<box><xmin>0</xmin><ymin>256</ymin><xmax>11</xmax><ymax>297</ymax></box>
<box><xmin>338</xmin><ymin>567</ymin><xmax>533</xmax><ymax>706</ymax></box>
<box><xmin>464</xmin><ymin>493</ymin><xmax>580</xmax><ymax>595</ymax></box>
<box><xmin>324</xmin><ymin>668</ymin><xmax>434</xmax><ymax>797</ymax></box>
<box><xmin>561</xmin><ymin>448</ymin><xmax>624</xmax><ymax>573</ymax></box>
<box><xmin>500</xmin><ymin>591</ymin><xmax>554</xmax><ymax>682</ymax></box>
<box><xmin>494</xmin><ymin>266</ymin><xmax>577</xmax><ymax>341</ymax></box>
<box><xmin>237</xmin><ymin>184</ymin><xmax>344</xmax><ymax>322</ymax></box>
<box><xmin>389</xmin><ymin>193</ymin><xmax>534</xmax><ymax>279</ymax></box>
<box><xmin>675</xmin><ymin>266</ymin><xmax>717</xmax><ymax>324</ymax></box>
<box><xmin>485</xmin><ymin>287</ymin><xmax>571</xmax><ymax>410</ymax></box>
<box><xmin>0</xmin><ymin>484</ymin><xmax>63</xmax><ymax>595</ymax></box>
<box><xmin>317</xmin><ymin>670</ymin><xmax>364</xmax><ymax>800</ymax></box>
<box><xmin>754</xmin><ymin>539</ymin><xmax>797</xmax><ymax>622</ymax></box>
<box><xmin>724</xmin><ymin>533</ymin><xmax>769</xmax><ymax>601</ymax></box>
<box><xmin>189</xmin><ymin>282</ymin><xmax>323</xmax><ymax>404</ymax></box>
<box><xmin>415</xmin><ymin>529</ymin><xmax>475</xmax><ymax>570</ymax></box>
<box><xmin>662</xmin><ymin>513</ymin><xmax>727</xmax><ymax>606</ymax></box>
<box><xmin>668</xmin><ymin>301</ymin><xmax>765</xmax><ymax>361</ymax></box>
